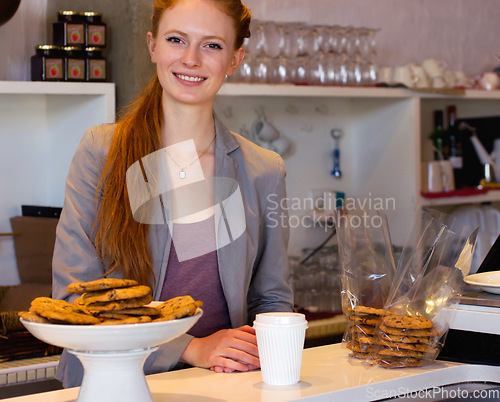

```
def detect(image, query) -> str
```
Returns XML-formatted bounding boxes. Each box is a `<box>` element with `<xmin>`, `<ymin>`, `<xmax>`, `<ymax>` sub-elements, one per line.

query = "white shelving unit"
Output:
<box><xmin>0</xmin><ymin>81</ymin><xmax>115</xmax><ymax>285</ymax></box>
<box><xmin>1</xmin><ymin>81</ymin><xmax>497</xmax><ymax>281</ymax></box>
<box><xmin>216</xmin><ymin>83</ymin><xmax>500</xmax><ymax>256</ymax></box>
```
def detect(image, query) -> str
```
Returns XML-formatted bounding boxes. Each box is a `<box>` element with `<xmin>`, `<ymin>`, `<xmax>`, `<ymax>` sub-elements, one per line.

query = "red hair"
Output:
<box><xmin>93</xmin><ymin>0</ymin><xmax>251</xmax><ymax>286</ymax></box>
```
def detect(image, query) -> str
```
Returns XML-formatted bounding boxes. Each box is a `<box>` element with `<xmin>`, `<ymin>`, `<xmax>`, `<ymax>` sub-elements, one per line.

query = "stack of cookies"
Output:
<box><xmin>19</xmin><ymin>278</ymin><xmax>202</xmax><ymax>326</ymax></box>
<box><xmin>375</xmin><ymin>313</ymin><xmax>440</xmax><ymax>368</ymax></box>
<box><xmin>345</xmin><ymin>305</ymin><xmax>442</xmax><ymax>368</ymax></box>
<box><xmin>345</xmin><ymin>306</ymin><xmax>386</xmax><ymax>358</ymax></box>
<box><xmin>70</xmin><ymin>278</ymin><xmax>156</xmax><ymax>324</ymax></box>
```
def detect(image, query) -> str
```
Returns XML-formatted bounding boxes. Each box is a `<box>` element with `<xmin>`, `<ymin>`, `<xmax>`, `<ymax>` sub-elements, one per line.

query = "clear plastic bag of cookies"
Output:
<box><xmin>371</xmin><ymin>209</ymin><xmax>478</xmax><ymax>368</ymax></box>
<box><xmin>335</xmin><ymin>207</ymin><xmax>397</xmax><ymax>361</ymax></box>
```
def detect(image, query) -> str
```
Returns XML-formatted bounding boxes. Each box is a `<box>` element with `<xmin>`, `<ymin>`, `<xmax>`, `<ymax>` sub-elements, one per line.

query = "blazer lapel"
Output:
<box><xmin>213</xmin><ymin>116</ymin><xmax>247</xmax><ymax>327</ymax></box>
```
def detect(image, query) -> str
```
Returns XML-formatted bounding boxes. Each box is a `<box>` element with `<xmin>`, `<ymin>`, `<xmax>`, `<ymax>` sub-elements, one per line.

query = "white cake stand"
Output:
<box><xmin>21</xmin><ymin>307</ymin><xmax>202</xmax><ymax>402</ymax></box>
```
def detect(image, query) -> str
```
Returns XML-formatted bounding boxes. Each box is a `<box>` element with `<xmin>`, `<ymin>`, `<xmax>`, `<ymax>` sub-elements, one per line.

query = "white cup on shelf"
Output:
<box><xmin>378</xmin><ymin>66</ymin><xmax>393</xmax><ymax>83</ymax></box>
<box><xmin>422</xmin><ymin>161</ymin><xmax>443</xmax><ymax>193</ymax></box>
<box><xmin>443</xmin><ymin>70</ymin><xmax>457</xmax><ymax>88</ymax></box>
<box><xmin>478</xmin><ymin>72</ymin><xmax>500</xmax><ymax>90</ymax></box>
<box><xmin>454</xmin><ymin>70</ymin><xmax>470</xmax><ymax>87</ymax></box>
<box><xmin>431</xmin><ymin>76</ymin><xmax>446</xmax><ymax>89</ymax></box>
<box><xmin>422</xmin><ymin>58</ymin><xmax>447</xmax><ymax>79</ymax></box>
<box><xmin>410</xmin><ymin>64</ymin><xmax>429</xmax><ymax>88</ymax></box>
<box><xmin>393</xmin><ymin>65</ymin><xmax>415</xmax><ymax>88</ymax></box>
<box><xmin>439</xmin><ymin>160</ymin><xmax>455</xmax><ymax>192</ymax></box>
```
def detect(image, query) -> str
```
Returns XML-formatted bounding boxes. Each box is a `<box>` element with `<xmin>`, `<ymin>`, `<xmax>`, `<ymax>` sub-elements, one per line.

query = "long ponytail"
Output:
<box><xmin>93</xmin><ymin>75</ymin><xmax>163</xmax><ymax>286</ymax></box>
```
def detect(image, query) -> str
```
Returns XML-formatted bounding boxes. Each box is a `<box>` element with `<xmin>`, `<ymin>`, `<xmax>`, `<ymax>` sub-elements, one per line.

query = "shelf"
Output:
<box><xmin>0</xmin><ymin>81</ymin><xmax>115</xmax><ymax>96</ymax></box>
<box><xmin>219</xmin><ymin>83</ymin><xmax>412</xmax><ymax>98</ymax></box>
<box><xmin>0</xmin><ymin>81</ymin><xmax>116</xmax><ymax>285</ymax></box>
<box><xmin>0</xmin><ymin>81</ymin><xmax>116</xmax><ymax>122</ymax></box>
<box><xmin>219</xmin><ymin>83</ymin><xmax>500</xmax><ymax>100</ymax></box>
<box><xmin>420</xmin><ymin>191</ymin><xmax>500</xmax><ymax>206</ymax></box>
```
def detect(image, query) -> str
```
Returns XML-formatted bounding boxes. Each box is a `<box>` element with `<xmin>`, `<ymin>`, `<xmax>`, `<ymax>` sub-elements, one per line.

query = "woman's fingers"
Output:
<box><xmin>181</xmin><ymin>326</ymin><xmax>261</xmax><ymax>371</ymax></box>
<box><xmin>238</xmin><ymin>325</ymin><xmax>256</xmax><ymax>335</ymax></box>
<box><xmin>210</xmin><ymin>362</ymin><xmax>259</xmax><ymax>373</ymax></box>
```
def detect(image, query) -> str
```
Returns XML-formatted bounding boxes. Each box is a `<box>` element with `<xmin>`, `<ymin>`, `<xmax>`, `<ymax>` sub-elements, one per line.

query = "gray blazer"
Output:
<box><xmin>52</xmin><ymin>116</ymin><xmax>293</xmax><ymax>387</ymax></box>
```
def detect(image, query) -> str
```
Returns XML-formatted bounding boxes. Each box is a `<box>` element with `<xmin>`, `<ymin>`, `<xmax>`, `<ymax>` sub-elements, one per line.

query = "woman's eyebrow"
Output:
<box><xmin>163</xmin><ymin>29</ymin><xmax>227</xmax><ymax>44</ymax></box>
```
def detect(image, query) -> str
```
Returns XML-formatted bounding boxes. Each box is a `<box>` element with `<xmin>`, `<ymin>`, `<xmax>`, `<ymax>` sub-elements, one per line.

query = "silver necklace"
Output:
<box><xmin>166</xmin><ymin>133</ymin><xmax>216</xmax><ymax>179</ymax></box>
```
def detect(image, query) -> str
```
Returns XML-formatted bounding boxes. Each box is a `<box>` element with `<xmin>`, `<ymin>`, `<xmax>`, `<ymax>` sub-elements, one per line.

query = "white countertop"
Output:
<box><xmin>4</xmin><ymin>343</ymin><xmax>499</xmax><ymax>402</ymax></box>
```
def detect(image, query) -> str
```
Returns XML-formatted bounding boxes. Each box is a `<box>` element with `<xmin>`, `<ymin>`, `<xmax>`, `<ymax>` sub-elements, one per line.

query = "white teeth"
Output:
<box><xmin>176</xmin><ymin>74</ymin><xmax>204</xmax><ymax>82</ymax></box>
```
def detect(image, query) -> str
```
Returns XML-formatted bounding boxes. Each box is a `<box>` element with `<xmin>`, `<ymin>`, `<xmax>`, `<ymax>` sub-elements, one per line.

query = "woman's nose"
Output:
<box><xmin>181</xmin><ymin>45</ymin><xmax>201</xmax><ymax>68</ymax></box>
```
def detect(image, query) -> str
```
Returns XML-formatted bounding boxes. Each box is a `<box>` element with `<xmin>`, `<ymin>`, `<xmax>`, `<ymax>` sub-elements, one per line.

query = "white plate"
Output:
<box><xmin>464</xmin><ymin>271</ymin><xmax>500</xmax><ymax>295</ymax></box>
<box><xmin>20</xmin><ymin>305</ymin><xmax>202</xmax><ymax>352</ymax></box>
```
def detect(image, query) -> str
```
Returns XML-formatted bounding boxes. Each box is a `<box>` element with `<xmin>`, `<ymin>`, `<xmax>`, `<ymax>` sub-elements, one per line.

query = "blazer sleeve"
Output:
<box><xmin>247</xmin><ymin>154</ymin><xmax>294</xmax><ymax>322</ymax></box>
<box><xmin>52</xmin><ymin>126</ymin><xmax>192</xmax><ymax>388</ymax></box>
<box><xmin>52</xmin><ymin>127</ymin><xmax>108</xmax><ymax>302</ymax></box>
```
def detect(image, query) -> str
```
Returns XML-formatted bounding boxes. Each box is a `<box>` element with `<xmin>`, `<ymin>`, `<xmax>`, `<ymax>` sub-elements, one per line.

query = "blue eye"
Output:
<box><xmin>166</xmin><ymin>36</ymin><xmax>182</xmax><ymax>44</ymax></box>
<box><xmin>206</xmin><ymin>43</ymin><xmax>222</xmax><ymax>50</ymax></box>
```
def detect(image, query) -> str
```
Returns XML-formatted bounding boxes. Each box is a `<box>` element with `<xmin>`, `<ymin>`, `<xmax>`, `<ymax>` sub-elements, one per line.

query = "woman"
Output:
<box><xmin>52</xmin><ymin>0</ymin><xmax>293</xmax><ymax>388</ymax></box>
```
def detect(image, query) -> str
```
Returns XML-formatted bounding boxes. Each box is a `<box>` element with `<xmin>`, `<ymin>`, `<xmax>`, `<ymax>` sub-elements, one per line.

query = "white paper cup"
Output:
<box><xmin>254</xmin><ymin>312</ymin><xmax>308</xmax><ymax>386</ymax></box>
<box><xmin>421</xmin><ymin>161</ymin><xmax>443</xmax><ymax>193</ymax></box>
<box><xmin>439</xmin><ymin>160</ymin><xmax>455</xmax><ymax>192</ymax></box>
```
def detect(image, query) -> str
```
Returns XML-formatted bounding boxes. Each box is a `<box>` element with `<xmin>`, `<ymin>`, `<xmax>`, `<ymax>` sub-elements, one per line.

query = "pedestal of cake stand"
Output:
<box><xmin>70</xmin><ymin>347</ymin><xmax>158</xmax><ymax>402</ymax></box>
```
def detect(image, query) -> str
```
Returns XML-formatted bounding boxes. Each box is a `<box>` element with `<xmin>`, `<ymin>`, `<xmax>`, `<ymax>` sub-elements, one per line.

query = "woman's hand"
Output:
<box><xmin>180</xmin><ymin>325</ymin><xmax>259</xmax><ymax>372</ymax></box>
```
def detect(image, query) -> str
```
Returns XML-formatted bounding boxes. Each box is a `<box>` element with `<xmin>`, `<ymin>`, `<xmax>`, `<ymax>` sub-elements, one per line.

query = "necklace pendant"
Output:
<box><xmin>179</xmin><ymin>170</ymin><xmax>186</xmax><ymax>179</ymax></box>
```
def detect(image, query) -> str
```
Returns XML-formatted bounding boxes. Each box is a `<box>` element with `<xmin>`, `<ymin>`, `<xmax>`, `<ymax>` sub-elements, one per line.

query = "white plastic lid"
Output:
<box><xmin>254</xmin><ymin>312</ymin><xmax>307</xmax><ymax>326</ymax></box>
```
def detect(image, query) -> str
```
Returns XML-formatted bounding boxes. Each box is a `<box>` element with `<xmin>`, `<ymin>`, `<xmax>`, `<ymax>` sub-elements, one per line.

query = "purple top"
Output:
<box><xmin>160</xmin><ymin>215</ymin><xmax>231</xmax><ymax>338</ymax></box>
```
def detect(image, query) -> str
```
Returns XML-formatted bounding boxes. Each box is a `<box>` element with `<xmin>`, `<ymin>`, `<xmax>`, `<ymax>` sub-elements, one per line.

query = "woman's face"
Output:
<box><xmin>147</xmin><ymin>0</ymin><xmax>244</xmax><ymax>107</ymax></box>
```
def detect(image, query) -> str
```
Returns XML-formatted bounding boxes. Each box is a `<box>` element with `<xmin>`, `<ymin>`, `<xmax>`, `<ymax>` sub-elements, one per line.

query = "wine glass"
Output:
<box><xmin>360</xmin><ymin>27</ymin><xmax>380</xmax><ymax>62</ymax></box>
<box><xmin>246</xmin><ymin>20</ymin><xmax>266</xmax><ymax>56</ymax></box>
<box><xmin>312</xmin><ymin>25</ymin><xmax>327</xmax><ymax>54</ymax></box>
<box><xmin>345</xmin><ymin>26</ymin><xmax>361</xmax><ymax>59</ymax></box>
<box><xmin>336</xmin><ymin>52</ymin><xmax>349</xmax><ymax>85</ymax></box>
<box><xmin>252</xmin><ymin>54</ymin><xmax>271</xmax><ymax>83</ymax></box>
<box><xmin>236</xmin><ymin>54</ymin><xmax>253</xmax><ymax>83</ymax></box>
<box><xmin>261</xmin><ymin>21</ymin><xmax>281</xmax><ymax>58</ymax></box>
<box><xmin>309</xmin><ymin>51</ymin><xmax>326</xmax><ymax>85</ymax></box>
<box><xmin>361</xmin><ymin>60</ymin><xmax>378</xmax><ymax>85</ymax></box>
<box><xmin>282</xmin><ymin>22</ymin><xmax>300</xmax><ymax>60</ymax></box>
<box><xmin>270</xmin><ymin>55</ymin><xmax>294</xmax><ymax>84</ymax></box>
<box><xmin>296</xmin><ymin>23</ymin><xmax>314</xmax><ymax>56</ymax></box>
<box><xmin>324</xmin><ymin>52</ymin><xmax>336</xmax><ymax>85</ymax></box>
<box><xmin>293</xmin><ymin>55</ymin><xmax>310</xmax><ymax>85</ymax></box>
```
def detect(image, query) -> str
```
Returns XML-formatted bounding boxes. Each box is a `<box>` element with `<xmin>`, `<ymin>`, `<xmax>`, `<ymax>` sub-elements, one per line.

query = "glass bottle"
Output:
<box><xmin>446</xmin><ymin>105</ymin><xmax>464</xmax><ymax>188</ymax></box>
<box><xmin>430</xmin><ymin>110</ymin><xmax>446</xmax><ymax>160</ymax></box>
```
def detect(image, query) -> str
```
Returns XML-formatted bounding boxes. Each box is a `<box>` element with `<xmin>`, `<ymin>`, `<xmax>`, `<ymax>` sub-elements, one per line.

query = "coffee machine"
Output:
<box><xmin>439</xmin><ymin>235</ymin><xmax>500</xmax><ymax>366</ymax></box>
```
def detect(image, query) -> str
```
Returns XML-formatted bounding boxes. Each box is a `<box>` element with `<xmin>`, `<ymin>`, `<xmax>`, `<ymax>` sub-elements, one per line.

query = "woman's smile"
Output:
<box><xmin>174</xmin><ymin>72</ymin><xmax>207</xmax><ymax>83</ymax></box>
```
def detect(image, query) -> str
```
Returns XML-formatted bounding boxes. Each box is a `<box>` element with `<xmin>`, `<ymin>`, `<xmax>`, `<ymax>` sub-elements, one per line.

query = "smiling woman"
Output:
<box><xmin>52</xmin><ymin>0</ymin><xmax>294</xmax><ymax>390</ymax></box>
<box><xmin>146</xmin><ymin>0</ymin><xmax>245</xmax><ymax>108</ymax></box>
